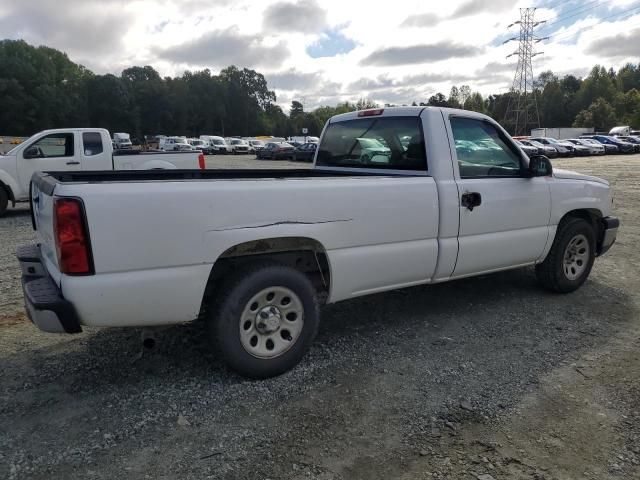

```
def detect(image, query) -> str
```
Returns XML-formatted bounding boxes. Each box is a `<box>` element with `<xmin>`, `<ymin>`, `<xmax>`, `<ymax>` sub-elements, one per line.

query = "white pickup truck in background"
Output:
<box><xmin>17</xmin><ymin>107</ymin><xmax>618</xmax><ymax>378</ymax></box>
<box><xmin>0</xmin><ymin>128</ymin><xmax>205</xmax><ymax>216</ymax></box>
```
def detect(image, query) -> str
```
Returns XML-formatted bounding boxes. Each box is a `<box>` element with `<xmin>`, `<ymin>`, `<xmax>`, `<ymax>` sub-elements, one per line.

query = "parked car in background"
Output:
<box><xmin>530</xmin><ymin>137</ymin><xmax>573</xmax><ymax>157</ymax></box>
<box><xmin>288</xmin><ymin>136</ymin><xmax>320</xmax><ymax>144</ymax></box>
<box><xmin>188</xmin><ymin>138</ymin><xmax>213</xmax><ymax>154</ymax></box>
<box><xmin>580</xmin><ymin>137</ymin><xmax>619</xmax><ymax>154</ymax></box>
<box><xmin>616</xmin><ymin>136</ymin><xmax>640</xmax><ymax>152</ymax></box>
<box><xmin>113</xmin><ymin>132</ymin><xmax>133</xmax><ymax>150</ymax></box>
<box><xmin>229</xmin><ymin>138</ymin><xmax>251</xmax><ymax>155</ymax></box>
<box><xmin>256</xmin><ymin>142</ymin><xmax>295</xmax><ymax>160</ymax></box>
<box><xmin>248</xmin><ymin>140</ymin><xmax>265</xmax><ymax>152</ymax></box>
<box><xmin>564</xmin><ymin>141</ymin><xmax>590</xmax><ymax>156</ymax></box>
<box><xmin>513</xmin><ymin>139</ymin><xmax>539</xmax><ymax>156</ymax></box>
<box><xmin>288</xmin><ymin>141</ymin><xmax>304</xmax><ymax>149</ymax></box>
<box><xmin>519</xmin><ymin>139</ymin><xmax>558</xmax><ymax>158</ymax></box>
<box><xmin>580</xmin><ymin>135</ymin><xmax>635</xmax><ymax>154</ymax></box>
<box><xmin>160</xmin><ymin>136</ymin><xmax>193</xmax><ymax>151</ymax></box>
<box><xmin>566</xmin><ymin>138</ymin><xmax>605</xmax><ymax>155</ymax></box>
<box><xmin>293</xmin><ymin>142</ymin><xmax>317</xmax><ymax>162</ymax></box>
<box><xmin>200</xmin><ymin>135</ymin><xmax>233</xmax><ymax>154</ymax></box>
<box><xmin>0</xmin><ymin>128</ymin><xmax>205</xmax><ymax>216</ymax></box>
<box><xmin>144</xmin><ymin>135</ymin><xmax>164</xmax><ymax>150</ymax></box>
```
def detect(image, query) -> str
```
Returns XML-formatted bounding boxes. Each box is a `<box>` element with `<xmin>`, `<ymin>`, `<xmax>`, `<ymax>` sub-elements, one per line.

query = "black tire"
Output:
<box><xmin>0</xmin><ymin>186</ymin><xmax>8</xmax><ymax>217</ymax></box>
<box><xmin>209</xmin><ymin>262</ymin><xmax>320</xmax><ymax>378</ymax></box>
<box><xmin>535</xmin><ymin>217</ymin><xmax>596</xmax><ymax>293</ymax></box>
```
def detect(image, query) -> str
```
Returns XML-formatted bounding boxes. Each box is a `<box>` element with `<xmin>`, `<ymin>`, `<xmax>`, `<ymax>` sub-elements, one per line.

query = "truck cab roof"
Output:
<box><xmin>328</xmin><ymin>106</ymin><xmax>495</xmax><ymax>124</ymax></box>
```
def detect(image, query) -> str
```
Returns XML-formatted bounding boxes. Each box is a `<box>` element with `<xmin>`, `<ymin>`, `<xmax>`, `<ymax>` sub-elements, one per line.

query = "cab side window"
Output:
<box><xmin>451</xmin><ymin>117</ymin><xmax>523</xmax><ymax>178</ymax></box>
<box><xmin>27</xmin><ymin>133</ymin><xmax>74</xmax><ymax>158</ymax></box>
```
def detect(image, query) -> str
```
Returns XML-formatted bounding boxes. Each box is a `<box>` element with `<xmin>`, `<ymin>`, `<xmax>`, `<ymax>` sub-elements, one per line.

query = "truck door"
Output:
<box><xmin>17</xmin><ymin>132</ymin><xmax>81</xmax><ymax>193</ymax></box>
<box><xmin>80</xmin><ymin>131</ymin><xmax>112</xmax><ymax>170</ymax></box>
<box><xmin>448</xmin><ymin>116</ymin><xmax>551</xmax><ymax>277</ymax></box>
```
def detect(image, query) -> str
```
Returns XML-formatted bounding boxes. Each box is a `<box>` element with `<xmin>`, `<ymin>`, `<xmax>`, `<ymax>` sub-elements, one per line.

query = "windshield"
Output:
<box><xmin>212</xmin><ymin>139</ymin><xmax>226</xmax><ymax>145</ymax></box>
<box><xmin>231</xmin><ymin>139</ymin><xmax>247</xmax><ymax>145</ymax></box>
<box><xmin>316</xmin><ymin>116</ymin><xmax>426</xmax><ymax>170</ymax></box>
<box><xmin>250</xmin><ymin>140</ymin><xmax>263</xmax><ymax>146</ymax></box>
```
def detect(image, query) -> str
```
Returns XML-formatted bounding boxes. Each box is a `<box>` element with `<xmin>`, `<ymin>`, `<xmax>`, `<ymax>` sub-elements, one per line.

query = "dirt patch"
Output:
<box><xmin>0</xmin><ymin>313</ymin><xmax>26</xmax><ymax>326</ymax></box>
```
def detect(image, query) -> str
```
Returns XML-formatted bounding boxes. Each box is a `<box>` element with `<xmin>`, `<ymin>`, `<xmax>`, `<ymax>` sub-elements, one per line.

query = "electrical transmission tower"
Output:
<box><xmin>502</xmin><ymin>8</ymin><xmax>548</xmax><ymax>136</ymax></box>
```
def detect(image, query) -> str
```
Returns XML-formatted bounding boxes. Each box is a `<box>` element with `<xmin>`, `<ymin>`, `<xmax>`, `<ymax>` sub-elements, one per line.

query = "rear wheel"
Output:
<box><xmin>209</xmin><ymin>263</ymin><xmax>320</xmax><ymax>378</ymax></box>
<box><xmin>0</xmin><ymin>187</ymin><xmax>8</xmax><ymax>217</ymax></box>
<box><xmin>535</xmin><ymin>217</ymin><xmax>596</xmax><ymax>293</ymax></box>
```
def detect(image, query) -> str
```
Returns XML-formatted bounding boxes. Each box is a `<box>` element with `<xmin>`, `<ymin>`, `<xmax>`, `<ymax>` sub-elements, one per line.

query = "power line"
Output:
<box><xmin>551</xmin><ymin>4</ymin><xmax>640</xmax><ymax>42</ymax></box>
<box><xmin>539</xmin><ymin>0</ymin><xmax>605</xmax><ymax>31</ymax></box>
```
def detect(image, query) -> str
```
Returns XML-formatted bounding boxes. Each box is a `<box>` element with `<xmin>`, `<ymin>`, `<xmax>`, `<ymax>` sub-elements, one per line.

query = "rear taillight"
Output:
<box><xmin>54</xmin><ymin>198</ymin><xmax>93</xmax><ymax>275</ymax></box>
<box><xmin>198</xmin><ymin>153</ymin><xmax>206</xmax><ymax>170</ymax></box>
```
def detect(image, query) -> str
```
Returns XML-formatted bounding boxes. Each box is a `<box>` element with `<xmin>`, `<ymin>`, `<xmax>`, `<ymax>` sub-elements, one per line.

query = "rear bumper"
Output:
<box><xmin>17</xmin><ymin>244</ymin><xmax>82</xmax><ymax>334</ymax></box>
<box><xmin>597</xmin><ymin>216</ymin><xmax>619</xmax><ymax>256</ymax></box>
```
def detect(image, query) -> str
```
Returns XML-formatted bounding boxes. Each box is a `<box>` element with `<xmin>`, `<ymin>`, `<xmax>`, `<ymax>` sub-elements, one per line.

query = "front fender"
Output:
<box><xmin>550</xmin><ymin>180</ymin><xmax>611</xmax><ymax>225</ymax></box>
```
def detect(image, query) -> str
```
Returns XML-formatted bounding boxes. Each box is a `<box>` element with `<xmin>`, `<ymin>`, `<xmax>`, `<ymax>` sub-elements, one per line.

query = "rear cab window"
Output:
<box><xmin>82</xmin><ymin>132</ymin><xmax>103</xmax><ymax>156</ymax></box>
<box><xmin>316</xmin><ymin>116</ymin><xmax>427</xmax><ymax>171</ymax></box>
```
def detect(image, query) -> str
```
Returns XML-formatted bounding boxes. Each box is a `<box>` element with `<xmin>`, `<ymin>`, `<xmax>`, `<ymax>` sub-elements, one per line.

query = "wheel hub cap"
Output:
<box><xmin>239</xmin><ymin>286</ymin><xmax>304</xmax><ymax>359</ymax></box>
<box><xmin>256</xmin><ymin>306</ymin><xmax>282</xmax><ymax>334</ymax></box>
<box><xmin>563</xmin><ymin>234</ymin><xmax>589</xmax><ymax>281</ymax></box>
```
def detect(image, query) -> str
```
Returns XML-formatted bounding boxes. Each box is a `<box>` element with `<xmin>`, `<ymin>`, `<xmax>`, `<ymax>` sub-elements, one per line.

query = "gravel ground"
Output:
<box><xmin>1</xmin><ymin>154</ymin><xmax>639</xmax><ymax>480</ymax></box>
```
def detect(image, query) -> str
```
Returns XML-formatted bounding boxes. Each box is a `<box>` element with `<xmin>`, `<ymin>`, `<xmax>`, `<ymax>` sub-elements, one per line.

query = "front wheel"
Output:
<box><xmin>209</xmin><ymin>263</ymin><xmax>320</xmax><ymax>378</ymax></box>
<box><xmin>535</xmin><ymin>217</ymin><xmax>596</xmax><ymax>293</ymax></box>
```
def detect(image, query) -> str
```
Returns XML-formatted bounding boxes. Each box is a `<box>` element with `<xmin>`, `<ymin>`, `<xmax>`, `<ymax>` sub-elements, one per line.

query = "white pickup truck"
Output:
<box><xmin>17</xmin><ymin>107</ymin><xmax>618</xmax><ymax>378</ymax></box>
<box><xmin>0</xmin><ymin>128</ymin><xmax>205</xmax><ymax>216</ymax></box>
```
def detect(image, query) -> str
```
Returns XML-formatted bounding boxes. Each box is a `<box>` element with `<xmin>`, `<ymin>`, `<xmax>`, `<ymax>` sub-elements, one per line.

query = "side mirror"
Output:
<box><xmin>23</xmin><ymin>146</ymin><xmax>40</xmax><ymax>159</ymax></box>
<box><xmin>527</xmin><ymin>155</ymin><xmax>553</xmax><ymax>177</ymax></box>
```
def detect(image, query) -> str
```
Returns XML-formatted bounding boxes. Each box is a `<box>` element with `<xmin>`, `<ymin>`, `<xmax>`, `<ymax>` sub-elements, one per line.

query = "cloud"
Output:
<box><xmin>400</xmin><ymin>13</ymin><xmax>440</xmax><ymax>27</ymax></box>
<box><xmin>585</xmin><ymin>27</ymin><xmax>640</xmax><ymax>58</ymax></box>
<box><xmin>266</xmin><ymin>69</ymin><xmax>323</xmax><ymax>90</ymax></box>
<box><xmin>347</xmin><ymin>75</ymin><xmax>396</xmax><ymax>92</ymax></box>
<box><xmin>0</xmin><ymin>0</ymin><xmax>134</xmax><ymax>60</ymax></box>
<box><xmin>263</xmin><ymin>0</ymin><xmax>328</xmax><ymax>33</ymax></box>
<box><xmin>450</xmin><ymin>0</ymin><xmax>514</xmax><ymax>19</ymax></box>
<box><xmin>155</xmin><ymin>27</ymin><xmax>289</xmax><ymax>68</ymax></box>
<box><xmin>360</xmin><ymin>42</ymin><xmax>484</xmax><ymax>66</ymax></box>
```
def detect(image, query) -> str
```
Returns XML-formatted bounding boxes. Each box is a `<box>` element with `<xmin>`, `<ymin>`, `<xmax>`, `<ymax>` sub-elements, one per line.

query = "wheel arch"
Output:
<box><xmin>561</xmin><ymin>208</ymin><xmax>603</xmax><ymax>236</ymax></box>
<box><xmin>0</xmin><ymin>180</ymin><xmax>15</xmax><ymax>205</ymax></box>
<box><xmin>198</xmin><ymin>236</ymin><xmax>332</xmax><ymax>320</ymax></box>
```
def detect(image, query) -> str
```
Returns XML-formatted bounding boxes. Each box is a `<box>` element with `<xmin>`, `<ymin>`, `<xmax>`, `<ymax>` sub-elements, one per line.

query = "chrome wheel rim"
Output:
<box><xmin>239</xmin><ymin>286</ymin><xmax>304</xmax><ymax>359</ymax></box>
<box><xmin>563</xmin><ymin>234</ymin><xmax>589</xmax><ymax>280</ymax></box>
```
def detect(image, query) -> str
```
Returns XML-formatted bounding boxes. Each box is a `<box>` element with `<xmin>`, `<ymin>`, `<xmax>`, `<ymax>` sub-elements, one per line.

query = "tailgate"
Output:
<box><xmin>30</xmin><ymin>174</ymin><xmax>62</xmax><ymax>284</ymax></box>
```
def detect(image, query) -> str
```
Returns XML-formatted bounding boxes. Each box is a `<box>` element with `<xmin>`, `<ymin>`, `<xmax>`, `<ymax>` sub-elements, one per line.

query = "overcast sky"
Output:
<box><xmin>1</xmin><ymin>0</ymin><xmax>639</xmax><ymax>109</ymax></box>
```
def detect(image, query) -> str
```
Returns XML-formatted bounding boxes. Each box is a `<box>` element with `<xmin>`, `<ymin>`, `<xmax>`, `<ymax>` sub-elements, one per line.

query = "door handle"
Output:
<box><xmin>66</xmin><ymin>161</ymin><xmax>80</xmax><ymax>165</ymax></box>
<box><xmin>461</xmin><ymin>192</ymin><xmax>482</xmax><ymax>211</ymax></box>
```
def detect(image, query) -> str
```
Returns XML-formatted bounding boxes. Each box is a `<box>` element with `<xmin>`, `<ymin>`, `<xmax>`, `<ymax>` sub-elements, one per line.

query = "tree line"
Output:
<box><xmin>1</xmin><ymin>39</ymin><xmax>639</xmax><ymax>139</ymax></box>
